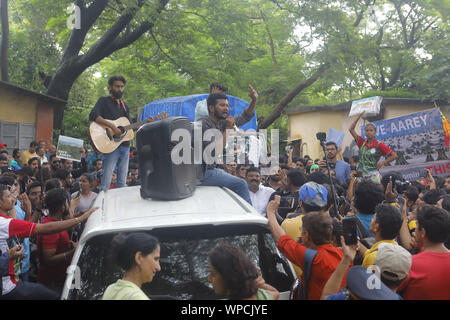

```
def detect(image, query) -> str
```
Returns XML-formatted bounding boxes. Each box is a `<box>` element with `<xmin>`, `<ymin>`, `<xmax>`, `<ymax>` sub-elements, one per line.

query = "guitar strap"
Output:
<box><xmin>109</xmin><ymin>95</ymin><xmax>127</xmax><ymax>114</ymax></box>
<box><xmin>120</xmin><ymin>100</ymin><xmax>127</xmax><ymax>113</ymax></box>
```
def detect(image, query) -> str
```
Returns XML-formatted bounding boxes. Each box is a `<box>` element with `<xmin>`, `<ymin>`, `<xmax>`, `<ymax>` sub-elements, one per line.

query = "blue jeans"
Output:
<box><xmin>201</xmin><ymin>168</ymin><xmax>252</xmax><ymax>205</ymax></box>
<box><xmin>100</xmin><ymin>144</ymin><xmax>130</xmax><ymax>191</ymax></box>
<box><xmin>1</xmin><ymin>281</ymin><xmax>59</xmax><ymax>300</ymax></box>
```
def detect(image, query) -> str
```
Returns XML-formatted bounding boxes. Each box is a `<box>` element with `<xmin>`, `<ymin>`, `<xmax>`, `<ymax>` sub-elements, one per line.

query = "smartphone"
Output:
<box><xmin>7</xmin><ymin>235</ymin><xmax>21</xmax><ymax>251</ymax></box>
<box><xmin>342</xmin><ymin>219</ymin><xmax>358</xmax><ymax>245</ymax></box>
<box><xmin>420</xmin><ymin>170</ymin><xmax>428</xmax><ymax>178</ymax></box>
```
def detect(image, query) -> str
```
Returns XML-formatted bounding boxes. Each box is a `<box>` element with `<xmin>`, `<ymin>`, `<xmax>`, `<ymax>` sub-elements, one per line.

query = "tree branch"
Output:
<box><xmin>260</xmin><ymin>10</ymin><xmax>278</xmax><ymax>71</ymax></box>
<box><xmin>353</xmin><ymin>0</ymin><xmax>376</xmax><ymax>27</ymax></box>
<box><xmin>61</xmin><ymin>0</ymin><xmax>109</xmax><ymax>63</ymax></box>
<box><xmin>258</xmin><ymin>63</ymin><xmax>330</xmax><ymax>129</ymax></box>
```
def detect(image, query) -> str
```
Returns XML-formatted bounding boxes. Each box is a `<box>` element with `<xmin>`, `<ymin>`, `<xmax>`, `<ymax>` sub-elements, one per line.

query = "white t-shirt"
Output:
<box><xmin>249</xmin><ymin>185</ymin><xmax>275</xmax><ymax>217</ymax></box>
<box><xmin>195</xmin><ymin>99</ymin><xmax>208</xmax><ymax>121</ymax></box>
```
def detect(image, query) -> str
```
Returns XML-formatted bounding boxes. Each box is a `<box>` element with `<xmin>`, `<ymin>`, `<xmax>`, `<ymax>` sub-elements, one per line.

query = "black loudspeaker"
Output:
<box><xmin>136</xmin><ymin>116</ymin><xmax>196</xmax><ymax>200</ymax></box>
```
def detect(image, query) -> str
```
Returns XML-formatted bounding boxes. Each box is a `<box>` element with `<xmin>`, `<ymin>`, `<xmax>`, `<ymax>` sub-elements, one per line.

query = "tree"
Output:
<box><xmin>38</xmin><ymin>0</ymin><xmax>170</xmax><ymax>122</ymax></box>
<box><xmin>0</xmin><ymin>0</ymin><xmax>9</xmax><ymax>81</ymax></box>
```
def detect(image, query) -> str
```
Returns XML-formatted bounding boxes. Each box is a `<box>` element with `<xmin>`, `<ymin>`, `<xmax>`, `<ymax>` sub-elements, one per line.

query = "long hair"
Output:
<box><xmin>209</xmin><ymin>243</ymin><xmax>259</xmax><ymax>299</ymax></box>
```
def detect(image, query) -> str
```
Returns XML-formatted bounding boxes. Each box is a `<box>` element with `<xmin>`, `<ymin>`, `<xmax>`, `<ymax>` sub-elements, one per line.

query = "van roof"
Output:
<box><xmin>80</xmin><ymin>186</ymin><xmax>267</xmax><ymax>243</ymax></box>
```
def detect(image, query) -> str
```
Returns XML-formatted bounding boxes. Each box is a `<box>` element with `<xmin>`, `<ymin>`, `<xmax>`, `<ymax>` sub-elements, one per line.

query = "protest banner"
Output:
<box><xmin>56</xmin><ymin>135</ymin><xmax>84</xmax><ymax>162</ymax></box>
<box><xmin>361</xmin><ymin>108</ymin><xmax>449</xmax><ymax>180</ymax></box>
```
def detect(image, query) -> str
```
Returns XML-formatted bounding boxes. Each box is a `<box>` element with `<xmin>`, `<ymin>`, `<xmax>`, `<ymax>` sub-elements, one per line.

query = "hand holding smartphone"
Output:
<box><xmin>342</xmin><ymin>219</ymin><xmax>358</xmax><ymax>245</ymax></box>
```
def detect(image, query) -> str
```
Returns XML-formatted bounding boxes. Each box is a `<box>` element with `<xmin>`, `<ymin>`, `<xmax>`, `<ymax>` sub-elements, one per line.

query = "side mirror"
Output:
<box><xmin>289</xmin><ymin>279</ymin><xmax>301</xmax><ymax>300</ymax></box>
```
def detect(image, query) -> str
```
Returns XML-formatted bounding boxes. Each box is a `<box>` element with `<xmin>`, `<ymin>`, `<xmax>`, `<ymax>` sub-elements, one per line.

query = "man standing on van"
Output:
<box><xmin>89</xmin><ymin>76</ymin><xmax>131</xmax><ymax>191</ymax></box>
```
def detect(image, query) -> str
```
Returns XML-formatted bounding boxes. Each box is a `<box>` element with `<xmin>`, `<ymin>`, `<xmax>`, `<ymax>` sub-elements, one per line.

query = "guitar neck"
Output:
<box><xmin>122</xmin><ymin>118</ymin><xmax>154</xmax><ymax>131</ymax></box>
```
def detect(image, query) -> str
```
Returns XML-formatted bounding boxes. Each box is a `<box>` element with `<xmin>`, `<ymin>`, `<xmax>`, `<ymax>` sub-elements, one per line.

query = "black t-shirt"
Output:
<box><xmin>269</xmin><ymin>189</ymin><xmax>300</xmax><ymax>219</ymax></box>
<box><xmin>197</xmin><ymin>111</ymin><xmax>253</xmax><ymax>173</ymax></box>
<box><xmin>89</xmin><ymin>96</ymin><xmax>132</xmax><ymax>147</ymax></box>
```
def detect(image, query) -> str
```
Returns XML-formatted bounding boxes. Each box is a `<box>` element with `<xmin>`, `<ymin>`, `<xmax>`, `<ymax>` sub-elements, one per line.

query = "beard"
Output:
<box><xmin>110</xmin><ymin>89</ymin><xmax>123</xmax><ymax>99</ymax></box>
<box><xmin>213</xmin><ymin>107</ymin><xmax>227</xmax><ymax>120</ymax></box>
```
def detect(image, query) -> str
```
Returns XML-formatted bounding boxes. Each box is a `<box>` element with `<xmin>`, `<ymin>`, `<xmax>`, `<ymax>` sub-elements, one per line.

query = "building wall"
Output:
<box><xmin>0</xmin><ymin>86</ymin><xmax>56</xmax><ymax>152</ymax></box>
<box><xmin>289</xmin><ymin>111</ymin><xmax>345</xmax><ymax>160</ymax></box>
<box><xmin>289</xmin><ymin>104</ymin><xmax>450</xmax><ymax>160</ymax></box>
<box><xmin>0</xmin><ymin>87</ymin><xmax>37</xmax><ymax>124</ymax></box>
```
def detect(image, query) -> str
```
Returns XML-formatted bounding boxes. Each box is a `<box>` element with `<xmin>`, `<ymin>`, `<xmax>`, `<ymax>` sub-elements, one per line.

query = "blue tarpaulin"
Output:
<box><xmin>140</xmin><ymin>94</ymin><xmax>258</xmax><ymax>131</ymax></box>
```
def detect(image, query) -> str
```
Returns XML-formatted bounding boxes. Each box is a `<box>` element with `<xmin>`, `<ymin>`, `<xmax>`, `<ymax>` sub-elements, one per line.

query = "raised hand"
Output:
<box><xmin>248</xmin><ymin>84</ymin><xmax>258</xmax><ymax>101</ymax></box>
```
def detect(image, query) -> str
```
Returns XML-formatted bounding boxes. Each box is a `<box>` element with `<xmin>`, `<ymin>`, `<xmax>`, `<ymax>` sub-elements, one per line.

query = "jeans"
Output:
<box><xmin>201</xmin><ymin>168</ymin><xmax>252</xmax><ymax>205</ymax></box>
<box><xmin>100</xmin><ymin>144</ymin><xmax>130</xmax><ymax>191</ymax></box>
<box><xmin>1</xmin><ymin>281</ymin><xmax>59</xmax><ymax>300</ymax></box>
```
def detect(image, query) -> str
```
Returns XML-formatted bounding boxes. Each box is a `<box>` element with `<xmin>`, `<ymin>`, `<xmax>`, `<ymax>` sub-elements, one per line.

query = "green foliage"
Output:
<box><xmin>360</xmin><ymin>89</ymin><xmax>422</xmax><ymax>99</ymax></box>
<box><xmin>3</xmin><ymin>0</ymin><xmax>449</xmax><ymax>156</ymax></box>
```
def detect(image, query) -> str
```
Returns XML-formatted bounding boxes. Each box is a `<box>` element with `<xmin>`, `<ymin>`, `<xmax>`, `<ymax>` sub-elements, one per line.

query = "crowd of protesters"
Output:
<box><xmin>1</xmin><ymin>77</ymin><xmax>449</xmax><ymax>301</ymax></box>
<box><xmin>236</xmin><ymin>143</ymin><xmax>450</xmax><ymax>300</ymax></box>
<box><xmin>0</xmin><ymin>140</ymin><xmax>141</xmax><ymax>299</ymax></box>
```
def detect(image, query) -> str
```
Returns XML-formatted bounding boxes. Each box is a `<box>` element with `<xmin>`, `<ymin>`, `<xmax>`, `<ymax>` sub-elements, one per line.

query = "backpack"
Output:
<box><xmin>349</xmin><ymin>216</ymin><xmax>376</xmax><ymax>265</ymax></box>
<box><xmin>290</xmin><ymin>248</ymin><xmax>317</xmax><ymax>300</ymax></box>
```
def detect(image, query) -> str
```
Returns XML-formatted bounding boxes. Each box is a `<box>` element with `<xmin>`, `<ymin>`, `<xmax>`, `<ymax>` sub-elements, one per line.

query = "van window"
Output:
<box><xmin>69</xmin><ymin>224</ymin><xmax>295</xmax><ymax>300</ymax></box>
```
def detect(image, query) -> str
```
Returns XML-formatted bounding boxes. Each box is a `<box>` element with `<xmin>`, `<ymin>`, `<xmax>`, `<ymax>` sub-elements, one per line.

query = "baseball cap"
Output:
<box><xmin>299</xmin><ymin>181</ymin><xmax>328</xmax><ymax>208</ymax></box>
<box><xmin>0</xmin><ymin>143</ymin><xmax>7</xmax><ymax>147</ymax></box>
<box><xmin>374</xmin><ymin>242</ymin><xmax>412</xmax><ymax>282</ymax></box>
<box><xmin>346</xmin><ymin>266</ymin><xmax>402</xmax><ymax>300</ymax></box>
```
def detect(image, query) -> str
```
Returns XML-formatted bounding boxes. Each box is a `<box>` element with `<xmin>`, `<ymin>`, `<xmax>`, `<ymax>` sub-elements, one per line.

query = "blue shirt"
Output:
<box><xmin>333</xmin><ymin>160</ymin><xmax>351</xmax><ymax>186</ymax></box>
<box><xmin>344</xmin><ymin>213</ymin><xmax>375</xmax><ymax>238</ymax></box>
<box><xmin>355</xmin><ymin>213</ymin><xmax>375</xmax><ymax>238</ymax></box>
<box><xmin>326</xmin><ymin>292</ymin><xmax>347</xmax><ymax>300</ymax></box>
<box><xmin>15</xmin><ymin>201</ymin><xmax>30</xmax><ymax>274</ymax></box>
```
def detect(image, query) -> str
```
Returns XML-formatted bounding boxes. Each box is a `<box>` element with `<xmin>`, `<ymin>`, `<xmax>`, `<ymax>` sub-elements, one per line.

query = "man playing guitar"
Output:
<box><xmin>89</xmin><ymin>75</ymin><xmax>131</xmax><ymax>192</ymax></box>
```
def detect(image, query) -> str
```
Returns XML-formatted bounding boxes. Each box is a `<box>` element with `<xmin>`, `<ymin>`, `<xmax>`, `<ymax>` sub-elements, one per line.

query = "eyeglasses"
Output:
<box><xmin>52</xmin><ymin>160</ymin><xmax>60</xmax><ymax>164</ymax></box>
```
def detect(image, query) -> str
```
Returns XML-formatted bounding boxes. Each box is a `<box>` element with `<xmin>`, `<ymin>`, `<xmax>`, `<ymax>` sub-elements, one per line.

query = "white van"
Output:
<box><xmin>61</xmin><ymin>185</ymin><xmax>297</xmax><ymax>300</ymax></box>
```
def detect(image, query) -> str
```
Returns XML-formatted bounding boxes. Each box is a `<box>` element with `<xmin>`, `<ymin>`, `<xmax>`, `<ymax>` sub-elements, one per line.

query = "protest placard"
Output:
<box><xmin>349</xmin><ymin>96</ymin><xmax>383</xmax><ymax>118</ymax></box>
<box><xmin>56</xmin><ymin>135</ymin><xmax>84</xmax><ymax>162</ymax></box>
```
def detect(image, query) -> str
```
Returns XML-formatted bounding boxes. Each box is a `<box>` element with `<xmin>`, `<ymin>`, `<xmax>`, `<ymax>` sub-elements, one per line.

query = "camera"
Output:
<box><xmin>279</xmin><ymin>196</ymin><xmax>295</xmax><ymax>209</ymax></box>
<box><xmin>394</xmin><ymin>180</ymin><xmax>411</xmax><ymax>194</ymax></box>
<box><xmin>316</xmin><ymin>132</ymin><xmax>326</xmax><ymax>142</ymax></box>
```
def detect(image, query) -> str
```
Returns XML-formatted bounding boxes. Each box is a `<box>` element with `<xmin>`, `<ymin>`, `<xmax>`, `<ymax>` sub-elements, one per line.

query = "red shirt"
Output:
<box><xmin>37</xmin><ymin>217</ymin><xmax>71</xmax><ymax>288</ymax></box>
<box><xmin>356</xmin><ymin>136</ymin><xmax>393</xmax><ymax>156</ymax></box>
<box><xmin>0</xmin><ymin>214</ymin><xmax>37</xmax><ymax>294</ymax></box>
<box><xmin>399</xmin><ymin>251</ymin><xmax>450</xmax><ymax>300</ymax></box>
<box><xmin>277</xmin><ymin>235</ymin><xmax>348</xmax><ymax>300</ymax></box>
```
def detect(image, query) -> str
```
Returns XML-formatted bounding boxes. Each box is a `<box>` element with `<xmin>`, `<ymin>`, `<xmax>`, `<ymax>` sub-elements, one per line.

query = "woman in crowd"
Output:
<box><xmin>103</xmin><ymin>232</ymin><xmax>161</xmax><ymax>300</ymax></box>
<box><xmin>349</xmin><ymin>111</ymin><xmax>398</xmax><ymax>183</ymax></box>
<box><xmin>71</xmin><ymin>173</ymin><xmax>97</xmax><ymax>215</ymax></box>
<box><xmin>208</xmin><ymin>243</ymin><xmax>279</xmax><ymax>300</ymax></box>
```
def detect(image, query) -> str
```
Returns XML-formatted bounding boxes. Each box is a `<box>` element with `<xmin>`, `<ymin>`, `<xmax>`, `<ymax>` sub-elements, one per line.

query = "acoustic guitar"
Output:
<box><xmin>88</xmin><ymin>112</ymin><xmax>168</xmax><ymax>154</ymax></box>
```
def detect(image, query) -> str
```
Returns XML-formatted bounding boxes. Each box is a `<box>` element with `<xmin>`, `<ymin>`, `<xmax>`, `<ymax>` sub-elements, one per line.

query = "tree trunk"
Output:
<box><xmin>258</xmin><ymin>63</ymin><xmax>329</xmax><ymax>129</ymax></box>
<box><xmin>0</xmin><ymin>0</ymin><xmax>9</xmax><ymax>82</ymax></box>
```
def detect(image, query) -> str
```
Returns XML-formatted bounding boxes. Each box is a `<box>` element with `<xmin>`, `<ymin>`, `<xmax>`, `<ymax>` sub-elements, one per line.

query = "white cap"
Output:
<box><xmin>374</xmin><ymin>242</ymin><xmax>412</xmax><ymax>281</ymax></box>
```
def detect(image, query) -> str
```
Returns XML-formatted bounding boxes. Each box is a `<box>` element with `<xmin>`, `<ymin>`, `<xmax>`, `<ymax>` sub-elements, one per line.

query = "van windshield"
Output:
<box><xmin>69</xmin><ymin>224</ymin><xmax>295</xmax><ymax>300</ymax></box>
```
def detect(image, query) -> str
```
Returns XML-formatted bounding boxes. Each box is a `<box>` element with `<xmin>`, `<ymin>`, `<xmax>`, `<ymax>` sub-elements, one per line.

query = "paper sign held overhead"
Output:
<box><xmin>349</xmin><ymin>96</ymin><xmax>383</xmax><ymax>118</ymax></box>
